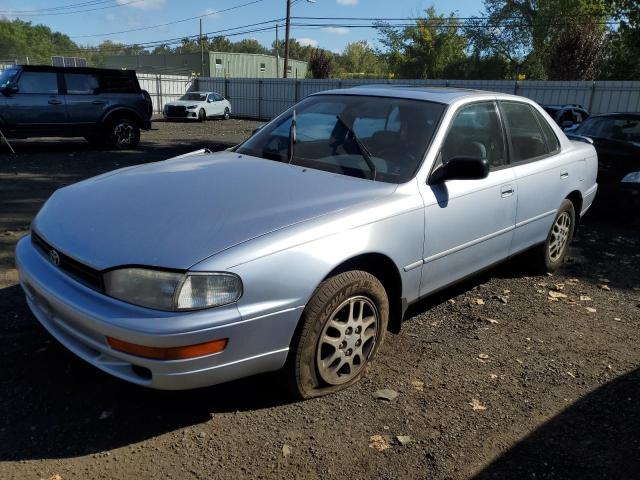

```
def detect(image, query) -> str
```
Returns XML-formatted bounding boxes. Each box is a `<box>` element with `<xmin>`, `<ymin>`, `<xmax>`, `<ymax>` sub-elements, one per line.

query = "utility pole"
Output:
<box><xmin>275</xmin><ymin>24</ymin><xmax>280</xmax><ymax>78</ymax></box>
<box><xmin>283</xmin><ymin>0</ymin><xmax>291</xmax><ymax>78</ymax></box>
<box><xmin>199</xmin><ymin>18</ymin><xmax>204</xmax><ymax>76</ymax></box>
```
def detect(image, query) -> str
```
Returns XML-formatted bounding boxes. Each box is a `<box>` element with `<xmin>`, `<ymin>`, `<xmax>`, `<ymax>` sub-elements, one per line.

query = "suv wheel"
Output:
<box><xmin>283</xmin><ymin>270</ymin><xmax>388</xmax><ymax>399</ymax></box>
<box><xmin>108</xmin><ymin>118</ymin><xmax>140</xmax><ymax>149</ymax></box>
<box><xmin>198</xmin><ymin>109</ymin><xmax>206</xmax><ymax>122</ymax></box>
<box><xmin>223</xmin><ymin>107</ymin><xmax>230</xmax><ymax>120</ymax></box>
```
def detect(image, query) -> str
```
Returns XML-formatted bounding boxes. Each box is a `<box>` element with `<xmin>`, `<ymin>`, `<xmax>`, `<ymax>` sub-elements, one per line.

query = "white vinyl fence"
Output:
<box><xmin>143</xmin><ymin>75</ymin><xmax>640</xmax><ymax>120</ymax></box>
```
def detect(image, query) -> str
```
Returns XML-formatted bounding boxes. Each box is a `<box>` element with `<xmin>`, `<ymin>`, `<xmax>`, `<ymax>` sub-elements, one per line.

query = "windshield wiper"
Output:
<box><xmin>288</xmin><ymin>109</ymin><xmax>297</xmax><ymax>164</ymax></box>
<box><xmin>335</xmin><ymin>115</ymin><xmax>377</xmax><ymax>181</ymax></box>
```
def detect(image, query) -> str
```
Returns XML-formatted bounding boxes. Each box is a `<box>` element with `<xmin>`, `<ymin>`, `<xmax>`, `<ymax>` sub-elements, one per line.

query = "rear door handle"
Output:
<box><xmin>560</xmin><ymin>170</ymin><xmax>569</xmax><ymax>179</ymax></box>
<box><xmin>501</xmin><ymin>185</ymin><xmax>514</xmax><ymax>198</ymax></box>
<box><xmin>48</xmin><ymin>99</ymin><xmax>62</xmax><ymax>105</ymax></box>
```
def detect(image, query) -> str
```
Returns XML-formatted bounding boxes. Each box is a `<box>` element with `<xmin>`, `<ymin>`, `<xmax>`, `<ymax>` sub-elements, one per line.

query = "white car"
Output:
<box><xmin>163</xmin><ymin>91</ymin><xmax>231</xmax><ymax>121</ymax></box>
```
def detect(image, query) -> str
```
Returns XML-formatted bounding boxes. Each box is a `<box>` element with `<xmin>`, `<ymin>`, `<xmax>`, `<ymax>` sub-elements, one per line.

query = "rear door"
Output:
<box><xmin>6</xmin><ymin>70</ymin><xmax>67</xmax><ymax>135</ymax></box>
<box><xmin>63</xmin><ymin>71</ymin><xmax>108</xmax><ymax>131</ymax></box>
<box><xmin>420</xmin><ymin>101</ymin><xmax>517</xmax><ymax>295</ymax></box>
<box><xmin>502</xmin><ymin>101</ymin><xmax>572</xmax><ymax>253</ymax></box>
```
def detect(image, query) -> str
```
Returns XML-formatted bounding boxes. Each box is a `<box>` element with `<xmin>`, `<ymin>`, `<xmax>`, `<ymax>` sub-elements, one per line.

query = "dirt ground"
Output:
<box><xmin>1</xmin><ymin>119</ymin><xmax>639</xmax><ymax>480</ymax></box>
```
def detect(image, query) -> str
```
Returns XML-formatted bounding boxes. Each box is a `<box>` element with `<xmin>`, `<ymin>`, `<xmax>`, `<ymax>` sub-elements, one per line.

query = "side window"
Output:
<box><xmin>214</xmin><ymin>93</ymin><xmax>223</xmax><ymax>101</ymax></box>
<box><xmin>441</xmin><ymin>102</ymin><xmax>506</xmax><ymax>168</ymax></box>
<box><xmin>501</xmin><ymin>102</ymin><xmax>549</xmax><ymax>162</ymax></box>
<box><xmin>532</xmin><ymin>107</ymin><xmax>560</xmax><ymax>153</ymax></box>
<box><xmin>100</xmin><ymin>73</ymin><xmax>138</xmax><ymax>93</ymax></box>
<box><xmin>207</xmin><ymin>94</ymin><xmax>215</xmax><ymax>102</ymax></box>
<box><xmin>64</xmin><ymin>73</ymin><xmax>99</xmax><ymax>94</ymax></box>
<box><xmin>17</xmin><ymin>72</ymin><xmax>58</xmax><ymax>94</ymax></box>
<box><xmin>602</xmin><ymin>118</ymin><xmax>640</xmax><ymax>142</ymax></box>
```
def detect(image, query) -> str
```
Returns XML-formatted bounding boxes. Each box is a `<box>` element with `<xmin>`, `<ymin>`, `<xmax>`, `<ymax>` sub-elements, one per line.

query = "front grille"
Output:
<box><xmin>166</xmin><ymin>105</ymin><xmax>187</xmax><ymax>117</ymax></box>
<box><xmin>31</xmin><ymin>231</ymin><xmax>103</xmax><ymax>291</ymax></box>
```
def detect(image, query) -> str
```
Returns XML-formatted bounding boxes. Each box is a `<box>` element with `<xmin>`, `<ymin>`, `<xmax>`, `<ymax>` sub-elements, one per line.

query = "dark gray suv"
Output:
<box><xmin>0</xmin><ymin>65</ymin><xmax>152</xmax><ymax>149</ymax></box>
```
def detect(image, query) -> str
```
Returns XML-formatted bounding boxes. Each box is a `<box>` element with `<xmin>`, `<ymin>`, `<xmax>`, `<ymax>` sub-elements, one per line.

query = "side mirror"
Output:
<box><xmin>429</xmin><ymin>156</ymin><xmax>490</xmax><ymax>184</ymax></box>
<box><xmin>1</xmin><ymin>83</ymin><xmax>18</xmax><ymax>95</ymax></box>
<box><xmin>566</xmin><ymin>134</ymin><xmax>594</xmax><ymax>145</ymax></box>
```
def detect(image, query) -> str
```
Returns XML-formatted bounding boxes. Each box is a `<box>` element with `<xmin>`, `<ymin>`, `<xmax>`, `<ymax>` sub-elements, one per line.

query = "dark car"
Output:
<box><xmin>543</xmin><ymin>104</ymin><xmax>589</xmax><ymax>131</ymax></box>
<box><xmin>0</xmin><ymin>65</ymin><xmax>152</xmax><ymax>149</ymax></box>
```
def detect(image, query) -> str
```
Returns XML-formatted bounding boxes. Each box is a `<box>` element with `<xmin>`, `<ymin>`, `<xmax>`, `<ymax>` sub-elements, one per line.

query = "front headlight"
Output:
<box><xmin>186</xmin><ymin>104</ymin><xmax>198</xmax><ymax>109</ymax></box>
<box><xmin>103</xmin><ymin>268</ymin><xmax>242</xmax><ymax>311</ymax></box>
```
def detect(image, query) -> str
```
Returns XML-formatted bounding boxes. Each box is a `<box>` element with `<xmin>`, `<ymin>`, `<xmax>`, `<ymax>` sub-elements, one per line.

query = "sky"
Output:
<box><xmin>0</xmin><ymin>0</ymin><xmax>484</xmax><ymax>53</ymax></box>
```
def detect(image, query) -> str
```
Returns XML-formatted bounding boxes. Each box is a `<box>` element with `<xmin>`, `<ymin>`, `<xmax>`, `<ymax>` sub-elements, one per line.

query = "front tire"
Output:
<box><xmin>198</xmin><ymin>108</ymin><xmax>206</xmax><ymax>122</ymax></box>
<box><xmin>223</xmin><ymin>107</ymin><xmax>230</xmax><ymax>120</ymax></box>
<box><xmin>533</xmin><ymin>199</ymin><xmax>576</xmax><ymax>273</ymax></box>
<box><xmin>284</xmin><ymin>270</ymin><xmax>389</xmax><ymax>399</ymax></box>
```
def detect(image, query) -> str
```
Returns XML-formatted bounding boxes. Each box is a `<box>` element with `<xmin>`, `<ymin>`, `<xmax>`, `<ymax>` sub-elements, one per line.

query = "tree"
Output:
<box><xmin>308</xmin><ymin>48</ymin><xmax>334</xmax><ymax>78</ymax></box>
<box><xmin>547</xmin><ymin>17</ymin><xmax>606</xmax><ymax>79</ymax></box>
<box><xmin>335</xmin><ymin>41</ymin><xmax>383</xmax><ymax>77</ymax></box>
<box><xmin>377</xmin><ymin>7</ymin><xmax>467</xmax><ymax>79</ymax></box>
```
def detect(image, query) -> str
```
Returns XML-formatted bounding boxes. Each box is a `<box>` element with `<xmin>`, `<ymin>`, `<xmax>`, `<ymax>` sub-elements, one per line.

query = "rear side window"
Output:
<box><xmin>532</xmin><ymin>108</ymin><xmax>560</xmax><ymax>153</ymax></box>
<box><xmin>17</xmin><ymin>71</ymin><xmax>58</xmax><ymax>94</ymax></box>
<box><xmin>441</xmin><ymin>102</ymin><xmax>507</xmax><ymax>168</ymax></box>
<box><xmin>99</xmin><ymin>72</ymin><xmax>139</xmax><ymax>93</ymax></box>
<box><xmin>64</xmin><ymin>73</ymin><xmax>99</xmax><ymax>94</ymax></box>
<box><xmin>500</xmin><ymin>102</ymin><xmax>549</xmax><ymax>162</ymax></box>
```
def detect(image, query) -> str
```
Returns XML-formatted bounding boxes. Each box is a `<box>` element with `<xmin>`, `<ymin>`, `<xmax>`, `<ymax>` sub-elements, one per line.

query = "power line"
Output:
<box><xmin>0</xmin><ymin>0</ymin><xmax>115</xmax><ymax>14</ymax></box>
<box><xmin>0</xmin><ymin>0</ymin><xmax>147</xmax><ymax>17</ymax></box>
<box><xmin>71</xmin><ymin>0</ymin><xmax>271</xmax><ymax>38</ymax></box>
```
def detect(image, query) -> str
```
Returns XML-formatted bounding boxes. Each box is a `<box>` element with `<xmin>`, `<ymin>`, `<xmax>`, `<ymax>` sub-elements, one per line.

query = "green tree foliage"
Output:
<box><xmin>547</xmin><ymin>17</ymin><xmax>606</xmax><ymax>80</ymax></box>
<box><xmin>334</xmin><ymin>41</ymin><xmax>384</xmax><ymax>78</ymax></box>
<box><xmin>0</xmin><ymin>19</ymin><xmax>79</xmax><ymax>64</ymax></box>
<box><xmin>376</xmin><ymin>7</ymin><xmax>466</xmax><ymax>79</ymax></box>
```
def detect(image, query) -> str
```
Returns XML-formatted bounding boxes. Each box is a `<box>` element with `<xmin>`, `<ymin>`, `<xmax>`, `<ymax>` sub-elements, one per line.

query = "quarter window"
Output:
<box><xmin>440</xmin><ymin>102</ymin><xmax>506</xmax><ymax>168</ymax></box>
<box><xmin>532</xmin><ymin>108</ymin><xmax>560</xmax><ymax>153</ymax></box>
<box><xmin>17</xmin><ymin>72</ymin><xmax>58</xmax><ymax>94</ymax></box>
<box><xmin>64</xmin><ymin>73</ymin><xmax>99</xmax><ymax>94</ymax></box>
<box><xmin>501</xmin><ymin>102</ymin><xmax>550</xmax><ymax>162</ymax></box>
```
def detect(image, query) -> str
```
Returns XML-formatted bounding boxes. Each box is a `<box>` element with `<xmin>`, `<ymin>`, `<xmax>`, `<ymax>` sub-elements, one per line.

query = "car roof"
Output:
<box><xmin>16</xmin><ymin>64</ymin><xmax>137</xmax><ymax>76</ymax></box>
<box><xmin>543</xmin><ymin>104</ymin><xmax>585</xmax><ymax>109</ymax></box>
<box><xmin>587</xmin><ymin>112</ymin><xmax>640</xmax><ymax>119</ymax></box>
<box><xmin>313</xmin><ymin>85</ymin><xmax>517</xmax><ymax>105</ymax></box>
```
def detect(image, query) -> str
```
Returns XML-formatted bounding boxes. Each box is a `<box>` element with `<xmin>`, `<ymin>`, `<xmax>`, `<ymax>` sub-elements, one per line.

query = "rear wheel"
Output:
<box><xmin>283</xmin><ymin>270</ymin><xmax>388</xmax><ymax>399</ymax></box>
<box><xmin>223</xmin><ymin>107</ymin><xmax>230</xmax><ymax>120</ymax></box>
<box><xmin>532</xmin><ymin>199</ymin><xmax>575</xmax><ymax>273</ymax></box>
<box><xmin>108</xmin><ymin>118</ymin><xmax>140</xmax><ymax>150</ymax></box>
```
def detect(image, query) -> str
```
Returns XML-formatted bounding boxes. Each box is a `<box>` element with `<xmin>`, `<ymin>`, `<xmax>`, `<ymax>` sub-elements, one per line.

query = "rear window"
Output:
<box><xmin>99</xmin><ymin>72</ymin><xmax>139</xmax><ymax>93</ymax></box>
<box><xmin>532</xmin><ymin>108</ymin><xmax>561</xmax><ymax>153</ymax></box>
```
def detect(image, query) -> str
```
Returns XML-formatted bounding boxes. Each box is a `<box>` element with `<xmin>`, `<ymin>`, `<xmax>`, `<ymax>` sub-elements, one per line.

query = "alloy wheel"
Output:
<box><xmin>549</xmin><ymin>211</ymin><xmax>571</xmax><ymax>262</ymax></box>
<box><xmin>113</xmin><ymin>122</ymin><xmax>134</xmax><ymax>147</ymax></box>
<box><xmin>316</xmin><ymin>295</ymin><xmax>379</xmax><ymax>385</ymax></box>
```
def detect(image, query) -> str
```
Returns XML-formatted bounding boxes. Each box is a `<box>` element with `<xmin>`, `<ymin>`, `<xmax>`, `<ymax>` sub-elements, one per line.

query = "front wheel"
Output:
<box><xmin>198</xmin><ymin>108</ymin><xmax>206</xmax><ymax>122</ymax></box>
<box><xmin>283</xmin><ymin>270</ymin><xmax>388</xmax><ymax>399</ymax></box>
<box><xmin>533</xmin><ymin>199</ymin><xmax>576</xmax><ymax>273</ymax></box>
<box><xmin>108</xmin><ymin>118</ymin><xmax>140</xmax><ymax>150</ymax></box>
<box><xmin>222</xmin><ymin>107</ymin><xmax>230</xmax><ymax>120</ymax></box>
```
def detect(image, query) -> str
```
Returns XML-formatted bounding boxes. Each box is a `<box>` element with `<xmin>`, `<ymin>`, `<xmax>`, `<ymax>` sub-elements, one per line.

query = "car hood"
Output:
<box><xmin>165</xmin><ymin>100</ymin><xmax>205</xmax><ymax>107</ymax></box>
<box><xmin>33</xmin><ymin>151</ymin><xmax>396</xmax><ymax>270</ymax></box>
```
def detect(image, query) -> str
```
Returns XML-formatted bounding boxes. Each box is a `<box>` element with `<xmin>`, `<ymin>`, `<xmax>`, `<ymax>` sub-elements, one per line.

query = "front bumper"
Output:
<box><xmin>15</xmin><ymin>236</ymin><xmax>300</xmax><ymax>390</ymax></box>
<box><xmin>163</xmin><ymin>111</ymin><xmax>199</xmax><ymax>120</ymax></box>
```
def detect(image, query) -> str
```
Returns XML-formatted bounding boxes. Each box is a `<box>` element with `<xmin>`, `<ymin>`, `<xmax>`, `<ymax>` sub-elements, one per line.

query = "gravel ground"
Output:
<box><xmin>0</xmin><ymin>119</ymin><xmax>639</xmax><ymax>480</ymax></box>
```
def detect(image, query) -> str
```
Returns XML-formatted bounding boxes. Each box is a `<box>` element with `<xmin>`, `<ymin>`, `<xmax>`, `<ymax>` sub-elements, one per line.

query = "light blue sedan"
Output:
<box><xmin>15</xmin><ymin>87</ymin><xmax>598</xmax><ymax>398</ymax></box>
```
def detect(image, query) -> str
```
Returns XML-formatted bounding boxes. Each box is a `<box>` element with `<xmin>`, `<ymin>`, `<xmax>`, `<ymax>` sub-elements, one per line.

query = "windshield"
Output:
<box><xmin>0</xmin><ymin>68</ymin><xmax>19</xmax><ymax>88</ymax></box>
<box><xmin>237</xmin><ymin>94</ymin><xmax>445</xmax><ymax>183</ymax></box>
<box><xmin>180</xmin><ymin>92</ymin><xmax>207</xmax><ymax>101</ymax></box>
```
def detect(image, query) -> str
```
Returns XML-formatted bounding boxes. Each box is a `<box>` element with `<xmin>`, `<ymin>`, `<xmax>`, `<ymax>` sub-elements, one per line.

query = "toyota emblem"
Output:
<box><xmin>49</xmin><ymin>249</ymin><xmax>60</xmax><ymax>266</ymax></box>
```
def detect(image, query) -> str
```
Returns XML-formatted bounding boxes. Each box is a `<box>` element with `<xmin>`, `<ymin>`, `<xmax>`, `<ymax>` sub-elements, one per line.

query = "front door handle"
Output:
<box><xmin>501</xmin><ymin>185</ymin><xmax>514</xmax><ymax>198</ymax></box>
<box><xmin>560</xmin><ymin>170</ymin><xmax>569</xmax><ymax>179</ymax></box>
<box><xmin>92</xmin><ymin>100</ymin><xmax>106</xmax><ymax>105</ymax></box>
<box><xmin>48</xmin><ymin>99</ymin><xmax>62</xmax><ymax>105</ymax></box>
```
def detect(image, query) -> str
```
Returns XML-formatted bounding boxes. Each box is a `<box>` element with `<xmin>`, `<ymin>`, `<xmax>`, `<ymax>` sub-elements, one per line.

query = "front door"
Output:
<box><xmin>7</xmin><ymin>70</ymin><xmax>67</xmax><ymax>135</ymax></box>
<box><xmin>420</xmin><ymin>101</ymin><xmax>517</xmax><ymax>296</ymax></box>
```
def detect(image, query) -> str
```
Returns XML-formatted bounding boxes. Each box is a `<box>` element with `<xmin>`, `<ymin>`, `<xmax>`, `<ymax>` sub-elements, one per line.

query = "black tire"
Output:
<box><xmin>141</xmin><ymin>90</ymin><xmax>153</xmax><ymax>120</ymax></box>
<box><xmin>283</xmin><ymin>270</ymin><xmax>389</xmax><ymax>399</ymax></box>
<box><xmin>223</xmin><ymin>107</ymin><xmax>230</xmax><ymax>120</ymax></box>
<box><xmin>532</xmin><ymin>199</ymin><xmax>576</xmax><ymax>273</ymax></box>
<box><xmin>107</xmin><ymin>118</ymin><xmax>140</xmax><ymax>150</ymax></box>
<box><xmin>198</xmin><ymin>108</ymin><xmax>206</xmax><ymax>122</ymax></box>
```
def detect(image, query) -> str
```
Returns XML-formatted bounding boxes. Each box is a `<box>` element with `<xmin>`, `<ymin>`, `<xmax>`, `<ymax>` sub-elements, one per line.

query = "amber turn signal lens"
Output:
<box><xmin>107</xmin><ymin>337</ymin><xmax>228</xmax><ymax>360</ymax></box>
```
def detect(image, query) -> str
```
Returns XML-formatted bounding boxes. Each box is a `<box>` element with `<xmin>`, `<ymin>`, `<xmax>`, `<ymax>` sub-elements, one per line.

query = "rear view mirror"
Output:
<box><xmin>1</xmin><ymin>83</ymin><xmax>18</xmax><ymax>95</ymax></box>
<box><xmin>429</xmin><ymin>156</ymin><xmax>490</xmax><ymax>184</ymax></box>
